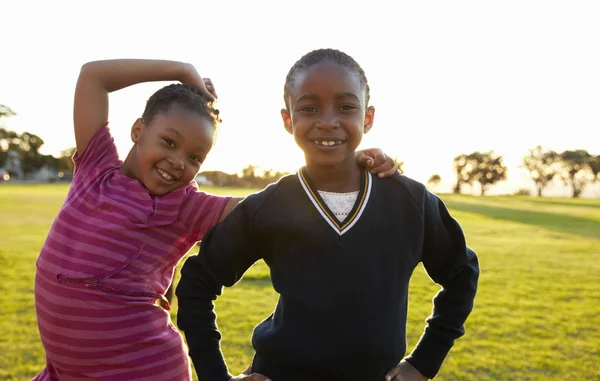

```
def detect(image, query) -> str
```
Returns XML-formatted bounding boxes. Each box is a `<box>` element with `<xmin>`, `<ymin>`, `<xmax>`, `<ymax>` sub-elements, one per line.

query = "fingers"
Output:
<box><xmin>376</xmin><ymin>166</ymin><xmax>399</xmax><ymax>178</ymax></box>
<box><xmin>385</xmin><ymin>365</ymin><xmax>401</xmax><ymax>381</ymax></box>
<box><xmin>362</xmin><ymin>148</ymin><xmax>387</xmax><ymax>167</ymax></box>
<box><xmin>370</xmin><ymin>157</ymin><xmax>398</xmax><ymax>177</ymax></box>
<box><xmin>355</xmin><ymin>150</ymin><xmax>375</xmax><ymax>168</ymax></box>
<box><xmin>181</xmin><ymin>64</ymin><xmax>216</xmax><ymax>102</ymax></box>
<box><xmin>203</xmin><ymin>77</ymin><xmax>218</xmax><ymax>99</ymax></box>
<box><xmin>192</xmin><ymin>79</ymin><xmax>215</xmax><ymax>102</ymax></box>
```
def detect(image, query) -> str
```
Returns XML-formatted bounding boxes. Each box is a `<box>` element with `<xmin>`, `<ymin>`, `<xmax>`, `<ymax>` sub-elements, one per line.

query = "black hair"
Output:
<box><xmin>283</xmin><ymin>48</ymin><xmax>370</xmax><ymax>109</ymax></box>
<box><xmin>141</xmin><ymin>84</ymin><xmax>221</xmax><ymax>127</ymax></box>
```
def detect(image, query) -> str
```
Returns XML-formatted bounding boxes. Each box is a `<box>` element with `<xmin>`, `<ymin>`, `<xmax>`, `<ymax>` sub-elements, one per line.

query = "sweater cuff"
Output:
<box><xmin>404</xmin><ymin>332</ymin><xmax>453</xmax><ymax>379</ymax></box>
<box><xmin>191</xmin><ymin>349</ymin><xmax>232</xmax><ymax>381</ymax></box>
<box><xmin>187</xmin><ymin>334</ymin><xmax>232</xmax><ymax>381</ymax></box>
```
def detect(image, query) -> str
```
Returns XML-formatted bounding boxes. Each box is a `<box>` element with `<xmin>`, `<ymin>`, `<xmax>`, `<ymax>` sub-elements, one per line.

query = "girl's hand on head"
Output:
<box><xmin>355</xmin><ymin>148</ymin><xmax>399</xmax><ymax>178</ymax></box>
<box><xmin>180</xmin><ymin>63</ymin><xmax>217</xmax><ymax>101</ymax></box>
<box><xmin>385</xmin><ymin>360</ymin><xmax>428</xmax><ymax>381</ymax></box>
<box><xmin>203</xmin><ymin>77</ymin><xmax>218</xmax><ymax>99</ymax></box>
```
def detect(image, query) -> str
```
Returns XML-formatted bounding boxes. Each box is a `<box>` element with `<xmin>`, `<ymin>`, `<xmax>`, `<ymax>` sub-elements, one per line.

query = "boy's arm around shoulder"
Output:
<box><xmin>403</xmin><ymin>185</ymin><xmax>480</xmax><ymax>379</ymax></box>
<box><xmin>176</xmin><ymin>190</ymin><xmax>269</xmax><ymax>381</ymax></box>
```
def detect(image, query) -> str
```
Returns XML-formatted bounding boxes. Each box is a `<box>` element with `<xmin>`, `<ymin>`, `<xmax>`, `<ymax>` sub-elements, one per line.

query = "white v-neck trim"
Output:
<box><xmin>297</xmin><ymin>170</ymin><xmax>372</xmax><ymax>236</ymax></box>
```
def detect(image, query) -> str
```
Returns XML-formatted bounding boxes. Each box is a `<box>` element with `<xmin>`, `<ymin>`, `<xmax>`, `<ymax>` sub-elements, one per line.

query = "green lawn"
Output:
<box><xmin>1</xmin><ymin>184</ymin><xmax>599</xmax><ymax>380</ymax></box>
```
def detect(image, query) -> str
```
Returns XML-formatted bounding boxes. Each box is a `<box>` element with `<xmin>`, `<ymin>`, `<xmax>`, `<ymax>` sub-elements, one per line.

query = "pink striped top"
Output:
<box><xmin>33</xmin><ymin>124</ymin><xmax>229</xmax><ymax>380</ymax></box>
<box><xmin>37</xmin><ymin>123</ymin><xmax>228</xmax><ymax>296</ymax></box>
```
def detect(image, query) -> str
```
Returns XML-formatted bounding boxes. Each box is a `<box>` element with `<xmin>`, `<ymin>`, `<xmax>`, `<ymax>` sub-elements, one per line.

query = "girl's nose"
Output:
<box><xmin>169</xmin><ymin>157</ymin><xmax>185</xmax><ymax>170</ymax></box>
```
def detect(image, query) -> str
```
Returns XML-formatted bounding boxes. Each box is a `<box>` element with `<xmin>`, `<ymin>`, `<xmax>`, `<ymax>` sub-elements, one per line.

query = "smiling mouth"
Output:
<box><xmin>156</xmin><ymin>167</ymin><xmax>177</xmax><ymax>183</ymax></box>
<box><xmin>312</xmin><ymin>140</ymin><xmax>345</xmax><ymax>146</ymax></box>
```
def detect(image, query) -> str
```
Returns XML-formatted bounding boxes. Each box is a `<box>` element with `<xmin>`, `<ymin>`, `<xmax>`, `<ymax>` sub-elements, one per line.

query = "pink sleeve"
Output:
<box><xmin>181</xmin><ymin>185</ymin><xmax>231</xmax><ymax>241</ymax></box>
<box><xmin>72</xmin><ymin>123</ymin><xmax>120</xmax><ymax>182</ymax></box>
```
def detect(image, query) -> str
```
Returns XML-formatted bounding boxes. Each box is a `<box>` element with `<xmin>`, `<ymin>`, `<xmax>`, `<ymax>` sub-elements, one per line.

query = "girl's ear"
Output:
<box><xmin>131</xmin><ymin>118</ymin><xmax>144</xmax><ymax>143</ymax></box>
<box><xmin>363</xmin><ymin>106</ymin><xmax>375</xmax><ymax>134</ymax></box>
<box><xmin>281</xmin><ymin>109</ymin><xmax>293</xmax><ymax>135</ymax></box>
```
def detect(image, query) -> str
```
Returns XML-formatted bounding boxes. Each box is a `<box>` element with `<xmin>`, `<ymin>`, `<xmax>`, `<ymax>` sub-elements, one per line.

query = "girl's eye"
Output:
<box><xmin>163</xmin><ymin>138</ymin><xmax>175</xmax><ymax>147</ymax></box>
<box><xmin>189</xmin><ymin>155</ymin><xmax>202</xmax><ymax>163</ymax></box>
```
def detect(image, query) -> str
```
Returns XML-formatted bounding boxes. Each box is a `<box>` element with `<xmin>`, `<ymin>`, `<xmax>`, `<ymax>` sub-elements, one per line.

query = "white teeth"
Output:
<box><xmin>157</xmin><ymin>168</ymin><xmax>173</xmax><ymax>182</ymax></box>
<box><xmin>314</xmin><ymin>140</ymin><xmax>342</xmax><ymax>146</ymax></box>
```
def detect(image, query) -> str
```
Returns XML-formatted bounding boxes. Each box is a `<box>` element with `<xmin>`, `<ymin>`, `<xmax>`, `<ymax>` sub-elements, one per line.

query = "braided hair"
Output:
<box><xmin>283</xmin><ymin>48</ymin><xmax>370</xmax><ymax>109</ymax></box>
<box><xmin>142</xmin><ymin>84</ymin><xmax>221</xmax><ymax>128</ymax></box>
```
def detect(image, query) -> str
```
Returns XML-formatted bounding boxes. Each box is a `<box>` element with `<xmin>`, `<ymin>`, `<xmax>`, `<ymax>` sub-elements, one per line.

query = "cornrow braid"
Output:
<box><xmin>283</xmin><ymin>48</ymin><xmax>370</xmax><ymax>109</ymax></box>
<box><xmin>142</xmin><ymin>84</ymin><xmax>221</xmax><ymax>127</ymax></box>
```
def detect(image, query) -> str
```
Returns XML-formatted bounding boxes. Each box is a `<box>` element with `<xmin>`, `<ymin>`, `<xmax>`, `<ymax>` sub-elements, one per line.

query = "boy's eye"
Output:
<box><xmin>340</xmin><ymin>104</ymin><xmax>357</xmax><ymax>111</ymax></box>
<box><xmin>298</xmin><ymin>106</ymin><xmax>317</xmax><ymax>113</ymax></box>
<box><xmin>163</xmin><ymin>138</ymin><xmax>175</xmax><ymax>147</ymax></box>
<box><xmin>189</xmin><ymin>155</ymin><xmax>202</xmax><ymax>163</ymax></box>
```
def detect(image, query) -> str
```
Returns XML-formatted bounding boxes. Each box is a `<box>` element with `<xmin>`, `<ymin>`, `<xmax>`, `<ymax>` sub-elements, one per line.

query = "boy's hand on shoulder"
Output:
<box><xmin>385</xmin><ymin>360</ymin><xmax>428</xmax><ymax>381</ymax></box>
<box><xmin>355</xmin><ymin>148</ymin><xmax>399</xmax><ymax>178</ymax></box>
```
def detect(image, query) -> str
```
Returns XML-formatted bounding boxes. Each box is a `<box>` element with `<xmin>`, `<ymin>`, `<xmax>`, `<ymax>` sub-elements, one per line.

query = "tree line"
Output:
<box><xmin>439</xmin><ymin>148</ymin><xmax>599</xmax><ymax>198</ymax></box>
<box><xmin>0</xmin><ymin>105</ymin><xmax>74</xmax><ymax>178</ymax></box>
<box><xmin>1</xmin><ymin>104</ymin><xmax>598</xmax><ymax>197</ymax></box>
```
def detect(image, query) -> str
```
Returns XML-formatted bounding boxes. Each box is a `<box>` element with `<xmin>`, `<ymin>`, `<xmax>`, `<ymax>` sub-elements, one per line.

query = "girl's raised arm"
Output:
<box><xmin>73</xmin><ymin>59</ymin><xmax>214</xmax><ymax>153</ymax></box>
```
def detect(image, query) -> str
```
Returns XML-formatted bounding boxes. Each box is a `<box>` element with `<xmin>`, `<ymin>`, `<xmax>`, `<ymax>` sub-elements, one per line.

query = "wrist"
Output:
<box><xmin>178</xmin><ymin>62</ymin><xmax>199</xmax><ymax>84</ymax></box>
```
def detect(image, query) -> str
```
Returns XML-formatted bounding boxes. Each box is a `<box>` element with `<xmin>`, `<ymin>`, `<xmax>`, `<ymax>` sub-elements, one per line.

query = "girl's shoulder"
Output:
<box><xmin>72</xmin><ymin>123</ymin><xmax>120</xmax><ymax>181</ymax></box>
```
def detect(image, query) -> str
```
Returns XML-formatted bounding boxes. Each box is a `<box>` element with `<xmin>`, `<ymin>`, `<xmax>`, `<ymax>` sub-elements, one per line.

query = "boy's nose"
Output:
<box><xmin>315</xmin><ymin>113</ymin><xmax>339</xmax><ymax>129</ymax></box>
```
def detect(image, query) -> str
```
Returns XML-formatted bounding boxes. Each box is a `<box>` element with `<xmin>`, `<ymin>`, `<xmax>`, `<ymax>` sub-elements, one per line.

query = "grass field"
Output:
<box><xmin>1</xmin><ymin>183</ymin><xmax>599</xmax><ymax>380</ymax></box>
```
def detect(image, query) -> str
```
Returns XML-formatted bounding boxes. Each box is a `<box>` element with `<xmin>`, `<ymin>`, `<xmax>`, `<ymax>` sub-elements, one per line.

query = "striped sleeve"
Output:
<box><xmin>72</xmin><ymin>123</ymin><xmax>120</xmax><ymax>182</ymax></box>
<box><xmin>181</xmin><ymin>185</ymin><xmax>231</xmax><ymax>241</ymax></box>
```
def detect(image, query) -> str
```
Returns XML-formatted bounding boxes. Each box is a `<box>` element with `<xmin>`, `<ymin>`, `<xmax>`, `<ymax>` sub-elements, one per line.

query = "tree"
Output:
<box><xmin>469</xmin><ymin>151</ymin><xmax>507</xmax><ymax>196</ymax></box>
<box><xmin>0</xmin><ymin>126</ymin><xmax>51</xmax><ymax>176</ymax></box>
<box><xmin>237</xmin><ymin>165</ymin><xmax>291</xmax><ymax>188</ymax></box>
<box><xmin>559</xmin><ymin>150</ymin><xmax>591</xmax><ymax>198</ymax></box>
<box><xmin>17</xmin><ymin>132</ymin><xmax>46</xmax><ymax>175</ymax></box>
<box><xmin>261</xmin><ymin>168</ymin><xmax>291</xmax><ymax>185</ymax></box>
<box><xmin>0</xmin><ymin>106</ymin><xmax>17</xmax><ymax>168</ymax></box>
<box><xmin>390</xmin><ymin>157</ymin><xmax>405</xmax><ymax>175</ymax></box>
<box><xmin>521</xmin><ymin>146</ymin><xmax>559</xmax><ymax>197</ymax></box>
<box><xmin>589</xmin><ymin>155</ymin><xmax>600</xmax><ymax>183</ymax></box>
<box><xmin>56</xmin><ymin>147</ymin><xmax>77</xmax><ymax>173</ymax></box>
<box><xmin>454</xmin><ymin>151</ymin><xmax>507</xmax><ymax>196</ymax></box>
<box><xmin>453</xmin><ymin>154</ymin><xmax>470</xmax><ymax>194</ymax></box>
<box><xmin>0</xmin><ymin>104</ymin><xmax>16</xmax><ymax>119</ymax></box>
<box><xmin>0</xmin><ymin>128</ymin><xmax>19</xmax><ymax>153</ymax></box>
<box><xmin>239</xmin><ymin>164</ymin><xmax>260</xmax><ymax>187</ymax></box>
<box><xmin>427</xmin><ymin>174</ymin><xmax>441</xmax><ymax>188</ymax></box>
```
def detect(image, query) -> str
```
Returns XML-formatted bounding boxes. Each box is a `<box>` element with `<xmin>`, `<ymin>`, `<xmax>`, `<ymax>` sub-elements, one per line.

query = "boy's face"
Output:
<box><xmin>281</xmin><ymin>61</ymin><xmax>374</xmax><ymax>168</ymax></box>
<box><xmin>123</xmin><ymin>105</ymin><xmax>215</xmax><ymax>196</ymax></box>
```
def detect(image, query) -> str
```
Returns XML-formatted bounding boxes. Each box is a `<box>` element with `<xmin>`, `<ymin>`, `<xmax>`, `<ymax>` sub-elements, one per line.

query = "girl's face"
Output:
<box><xmin>281</xmin><ymin>61</ymin><xmax>374</xmax><ymax>168</ymax></box>
<box><xmin>123</xmin><ymin>105</ymin><xmax>215</xmax><ymax>196</ymax></box>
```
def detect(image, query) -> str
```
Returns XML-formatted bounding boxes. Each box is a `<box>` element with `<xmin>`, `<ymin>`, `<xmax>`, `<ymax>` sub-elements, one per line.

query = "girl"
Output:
<box><xmin>32</xmin><ymin>59</ymin><xmax>397</xmax><ymax>381</ymax></box>
<box><xmin>176</xmin><ymin>49</ymin><xmax>480</xmax><ymax>381</ymax></box>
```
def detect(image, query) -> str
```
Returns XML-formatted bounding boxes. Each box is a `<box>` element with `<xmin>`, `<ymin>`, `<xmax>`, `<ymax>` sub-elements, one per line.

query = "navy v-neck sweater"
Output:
<box><xmin>177</xmin><ymin>170</ymin><xmax>479</xmax><ymax>381</ymax></box>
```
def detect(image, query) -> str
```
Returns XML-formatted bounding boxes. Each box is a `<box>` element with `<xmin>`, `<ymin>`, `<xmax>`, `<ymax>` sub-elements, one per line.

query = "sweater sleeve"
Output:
<box><xmin>405</xmin><ymin>190</ymin><xmax>480</xmax><ymax>379</ymax></box>
<box><xmin>176</xmin><ymin>196</ymin><xmax>263</xmax><ymax>381</ymax></box>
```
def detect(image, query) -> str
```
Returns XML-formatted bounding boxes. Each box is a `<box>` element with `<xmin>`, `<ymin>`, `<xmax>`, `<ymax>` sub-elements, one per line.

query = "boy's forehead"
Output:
<box><xmin>290</xmin><ymin>62</ymin><xmax>365</xmax><ymax>100</ymax></box>
<box><xmin>298</xmin><ymin>61</ymin><xmax>357</xmax><ymax>82</ymax></box>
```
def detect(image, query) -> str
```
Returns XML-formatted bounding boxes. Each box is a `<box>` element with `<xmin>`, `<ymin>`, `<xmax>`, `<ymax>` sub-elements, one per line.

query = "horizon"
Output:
<box><xmin>1</xmin><ymin>1</ymin><xmax>599</xmax><ymax>197</ymax></box>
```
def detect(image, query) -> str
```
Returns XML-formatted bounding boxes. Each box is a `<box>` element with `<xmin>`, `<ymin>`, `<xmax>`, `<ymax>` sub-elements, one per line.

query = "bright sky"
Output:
<box><xmin>1</xmin><ymin>1</ymin><xmax>599</xmax><ymax>196</ymax></box>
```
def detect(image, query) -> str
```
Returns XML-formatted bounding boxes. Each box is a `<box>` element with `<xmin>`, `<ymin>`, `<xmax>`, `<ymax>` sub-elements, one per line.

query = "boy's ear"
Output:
<box><xmin>281</xmin><ymin>109</ymin><xmax>293</xmax><ymax>135</ymax></box>
<box><xmin>363</xmin><ymin>106</ymin><xmax>375</xmax><ymax>134</ymax></box>
<box><xmin>131</xmin><ymin>118</ymin><xmax>144</xmax><ymax>143</ymax></box>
